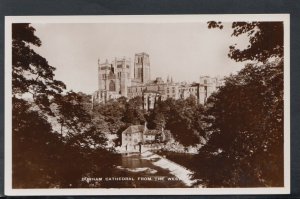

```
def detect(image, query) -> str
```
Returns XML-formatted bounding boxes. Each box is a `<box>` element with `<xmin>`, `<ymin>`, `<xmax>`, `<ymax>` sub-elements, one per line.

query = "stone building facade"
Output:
<box><xmin>92</xmin><ymin>52</ymin><xmax>223</xmax><ymax>109</ymax></box>
<box><xmin>199</xmin><ymin>76</ymin><xmax>224</xmax><ymax>104</ymax></box>
<box><xmin>121</xmin><ymin>124</ymin><xmax>172</xmax><ymax>152</ymax></box>
<box><xmin>96</xmin><ymin>57</ymin><xmax>131</xmax><ymax>103</ymax></box>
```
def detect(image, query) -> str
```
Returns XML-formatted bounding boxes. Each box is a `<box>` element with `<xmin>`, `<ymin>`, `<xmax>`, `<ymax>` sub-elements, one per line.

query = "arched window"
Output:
<box><xmin>109</xmin><ymin>80</ymin><xmax>116</xmax><ymax>91</ymax></box>
<box><xmin>138</xmin><ymin>68</ymin><xmax>142</xmax><ymax>79</ymax></box>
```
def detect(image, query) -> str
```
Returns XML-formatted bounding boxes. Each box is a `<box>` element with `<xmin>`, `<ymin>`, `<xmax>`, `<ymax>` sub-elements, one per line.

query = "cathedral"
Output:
<box><xmin>92</xmin><ymin>52</ymin><xmax>223</xmax><ymax>110</ymax></box>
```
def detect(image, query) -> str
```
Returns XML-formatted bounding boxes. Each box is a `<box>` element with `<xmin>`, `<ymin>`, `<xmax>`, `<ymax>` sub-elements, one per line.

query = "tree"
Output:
<box><xmin>207</xmin><ymin>21</ymin><xmax>283</xmax><ymax>63</ymax></box>
<box><xmin>12</xmin><ymin>97</ymin><xmax>64</xmax><ymax>188</ymax></box>
<box><xmin>12</xmin><ymin>23</ymin><xmax>67</xmax><ymax>188</ymax></box>
<box><xmin>165</xmin><ymin>96</ymin><xmax>203</xmax><ymax>147</ymax></box>
<box><xmin>190</xmin><ymin>21</ymin><xmax>284</xmax><ymax>187</ymax></box>
<box><xmin>93</xmin><ymin>98</ymin><xmax>127</xmax><ymax>134</ymax></box>
<box><xmin>12</xmin><ymin>24</ymin><xmax>65</xmax><ymax>110</ymax></box>
<box><xmin>12</xmin><ymin>24</ymin><xmax>120</xmax><ymax>188</ymax></box>
<box><xmin>192</xmin><ymin>60</ymin><xmax>283</xmax><ymax>187</ymax></box>
<box><xmin>92</xmin><ymin>97</ymin><xmax>128</xmax><ymax>146</ymax></box>
<box><xmin>122</xmin><ymin>96</ymin><xmax>145</xmax><ymax>125</ymax></box>
<box><xmin>54</xmin><ymin>91</ymin><xmax>91</xmax><ymax>137</ymax></box>
<box><xmin>50</xmin><ymin>91</ymin><xmax>121</xmax><ymax>187</ymax></box>
<box><xmin>146</xmin><ymin>98</ymin><xmax>172</xmax><ymax>130</ymax></box>
<box><xmin>77</xmin><ymin>92</ymin><xmax>93</xmax><ymax>113</ymax></box>
<box><xmin>147</xmin><ymin>96</ymin><xmax>204</xmax><ymax>147</ymax></box>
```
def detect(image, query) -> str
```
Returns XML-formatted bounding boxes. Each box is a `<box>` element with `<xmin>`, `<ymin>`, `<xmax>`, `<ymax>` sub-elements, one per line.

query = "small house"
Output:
<box><xmin>121</xmin><ymin>123</ymin><xmax>172</xmax><ymax>152</ymax></box>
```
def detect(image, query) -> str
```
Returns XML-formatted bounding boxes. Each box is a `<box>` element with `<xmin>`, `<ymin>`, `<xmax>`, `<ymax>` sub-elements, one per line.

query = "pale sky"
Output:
<box><xmin>31</xmin><ymin>22</ymin><xmax>249</xmax><ymax>94</ymax></box>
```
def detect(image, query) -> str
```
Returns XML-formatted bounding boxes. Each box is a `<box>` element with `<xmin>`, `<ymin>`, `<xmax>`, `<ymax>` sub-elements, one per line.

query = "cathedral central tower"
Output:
<box><xmin>134</xmin><ymin>52</ymin><xmax>150</xmax><ymax>83</ymax></box>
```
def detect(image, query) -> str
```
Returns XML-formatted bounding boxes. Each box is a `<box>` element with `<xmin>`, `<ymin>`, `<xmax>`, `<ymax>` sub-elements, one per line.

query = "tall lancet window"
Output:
<box><xmin>109</xmin><ymin>80</ymin><xmax>116</xmax><ymax>91</ymax></box>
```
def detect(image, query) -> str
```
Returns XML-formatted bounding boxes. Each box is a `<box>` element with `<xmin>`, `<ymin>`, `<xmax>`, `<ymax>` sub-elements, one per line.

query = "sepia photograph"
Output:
<box><xmin>4</xmin><ymin>15</ymin><xmax>290</xmax><ymax>195</ymax></box>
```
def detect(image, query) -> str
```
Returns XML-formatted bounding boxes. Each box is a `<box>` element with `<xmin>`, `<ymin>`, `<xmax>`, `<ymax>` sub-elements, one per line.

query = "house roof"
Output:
<box><xmin>122</xmin><ymin>125</ymin><xmax>145</xmax><ymax>134</ymax></box>
<box><xmin>122</xmin><ymin>125</ymin><xmax>172</xmax><ymax>136</ymax></box>
<box><xmin>144</xmin><ymin>129</ymin><xmax>161</xmax><ymax>135</ymax></box>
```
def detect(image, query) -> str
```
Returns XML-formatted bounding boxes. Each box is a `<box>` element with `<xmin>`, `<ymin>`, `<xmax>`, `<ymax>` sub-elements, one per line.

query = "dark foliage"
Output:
<box><xmin>13</xmin><ymin>98</ymin><xmax>63</xmax><ymax>188</ymax></box>
<box><xmin>192</xmin><ymin>60</ymin><xmax>283</xmax><ymax>187</ymax></box>
<box><xmin>92</xmin><ymin>97</ymin><xmax>127</xmax><ymax>134</ymax></box>
<box><xmin>12</xmin><ymin>23</ymin><xmax>66</xmax><ymax>103</ymax></box>
<box><xmin>147</xmin><ymin>96</ymin><xmax>205</xmax><ymax>147</ymax></box>
<box><xmin>207</xmin><ymin>21</ymin><xmax>283</xmax><ymax>63</ymax></box>
<box><xmin>54</xmin><ymin>91</ymin><xmax>92</xmax><ymax>136</ymax></box>
<box><xmin>12</xmin><ymin>24</ymin><xmax>119</xmax><ymax>188</ymax></box>
<box><xmin>91</xmin><ymin>96</ymin><xmax>146</xmax><ymax>146</ymax></box>
<box><xmin>207</xmin><ymin>21</ymin><xmax>223</xmax><ymax>29</ymax></box>
<box><xmin>190</xmin><ymin>21</ymin><xmax>285</xmax><ymax>187</ymax></box>
<box><xmin>123</xmin><ymin>96</ymin><xmax>145</xmax><ymax>125</ymax></box>
<box><xmin>12</xmin><ymin>97</ymin><xmax>118</xmax><ymax>188</ymax></box>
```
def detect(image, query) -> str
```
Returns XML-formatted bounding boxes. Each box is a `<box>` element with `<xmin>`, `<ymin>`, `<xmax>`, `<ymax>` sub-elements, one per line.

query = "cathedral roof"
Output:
<box><xmin>143</xmin><ymin>90</ymin><xmax>160</xmax><ymax>94</ymax></box>
<box><xmin>135</xmin><ymin>52</ymin><xmax>149</xmax><ymax>56</ymax></box>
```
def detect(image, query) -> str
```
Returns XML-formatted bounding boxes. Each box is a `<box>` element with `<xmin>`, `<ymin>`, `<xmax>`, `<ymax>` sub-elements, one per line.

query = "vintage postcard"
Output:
<box><xmin>4</xmin><ymin>14</ymin><xmax>290</xmax><ymax>195</ymax></box>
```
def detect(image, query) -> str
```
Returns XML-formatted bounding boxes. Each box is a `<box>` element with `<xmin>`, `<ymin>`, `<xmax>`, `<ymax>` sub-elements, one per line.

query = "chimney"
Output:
<box><xmin>161</xmin><ymin>126</ymin><xmax>165</xmax><ymax>141</ymax></box>
<box><xmin>144</xmin><ymin>122</ymin><xmax>147</xmax><ymax>132</ymax></box>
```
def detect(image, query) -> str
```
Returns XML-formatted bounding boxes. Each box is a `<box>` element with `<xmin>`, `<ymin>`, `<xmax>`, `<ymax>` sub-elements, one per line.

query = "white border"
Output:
<box><xmin>4</xmin><ymin>14</ymin><xmax>290</xmax><ymax>196</ymax></box>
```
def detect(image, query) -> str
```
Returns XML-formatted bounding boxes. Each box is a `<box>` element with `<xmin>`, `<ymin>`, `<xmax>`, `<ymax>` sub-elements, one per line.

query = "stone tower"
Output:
<box><xmin>113</xmin><ymin>57</ymin><xmax>131</xmax><ymax>96</ymax></box>
<box><xmin>98</xmin><ymin>59</ymin><xmax>111</xmax><ymax>91</ymax></box>
<box><xmin>199</xmin><ymin>76</ymin><xmax>218</xmax><ymax>104</ymax></box>
<box><xmin>134</xmin><ymin>52</ymin><xmax>150</xmax><ymax>83</ymax></box>
<box><xmin>98</xmin><ymin>57</ymin><xmax>131</xmax><ymax>97</ymax></box>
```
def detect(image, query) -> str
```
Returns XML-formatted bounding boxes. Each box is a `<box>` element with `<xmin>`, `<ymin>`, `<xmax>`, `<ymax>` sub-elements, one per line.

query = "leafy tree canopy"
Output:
<box><xmin>12</xmin><ymin>24</ymin><xmax>119</xmax><ymax>188</ymax></box>
<box><xmin>192</xmin><ymin>60</ymin><xmax>283</xmax><ymax>187</ymax></box>
<box><xmin>208</xmin><ymin>21</ymin><xmax>283</xmax><ymax>63</ymax></box>
<box><xmin>123</xmin><ymin>96</ymin><xmax>145</xmax><ymax>125</ymax></box>
<box><xmin>147</xmin><ymin>96</ymin><xmax>205</xmax><ymax>147</ymax></box>
<box><xmin>12</xmin><ymin>23</ymin><xmax>66</xmax><ymax>103</ymax></box>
